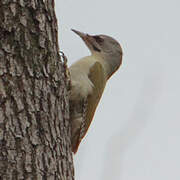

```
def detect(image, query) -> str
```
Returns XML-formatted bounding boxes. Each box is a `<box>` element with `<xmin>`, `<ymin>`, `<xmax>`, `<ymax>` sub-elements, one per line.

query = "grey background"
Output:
<box><xmin>55</xmin><ymin>0</ymin><xmax>180</xmax><ymax>179</ymax></box>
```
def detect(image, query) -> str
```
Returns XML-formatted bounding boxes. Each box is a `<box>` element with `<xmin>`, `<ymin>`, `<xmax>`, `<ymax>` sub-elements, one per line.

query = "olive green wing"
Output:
<box><xmin>83</xmin><ymin>61</ymin><xmax>106</xmax><ymax>137</ymax></box>
<box><xmin>71</xmin><ymin>62</ymin><xmax>106</xmax><ymax>153</ymax></box>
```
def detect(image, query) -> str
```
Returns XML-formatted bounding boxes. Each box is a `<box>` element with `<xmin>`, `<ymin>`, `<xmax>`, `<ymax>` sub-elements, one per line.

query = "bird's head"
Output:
<box><xmin>72</xmin><ymin>29</ymin><xmax>123</xmax><ymax>78</ymax></box>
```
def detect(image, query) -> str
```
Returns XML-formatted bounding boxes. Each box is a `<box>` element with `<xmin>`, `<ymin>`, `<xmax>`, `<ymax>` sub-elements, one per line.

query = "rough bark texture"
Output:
<box><xmin>0</xmin><ymin>0</ymin><xmax>73</xmax><ymax>179</ymax></box>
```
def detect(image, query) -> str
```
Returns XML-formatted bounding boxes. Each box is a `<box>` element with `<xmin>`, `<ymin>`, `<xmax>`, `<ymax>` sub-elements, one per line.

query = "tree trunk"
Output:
<box><xmin>0</xmin><ymin>1</ymin><xmax>73</xmax><ymax>179</ymax></box>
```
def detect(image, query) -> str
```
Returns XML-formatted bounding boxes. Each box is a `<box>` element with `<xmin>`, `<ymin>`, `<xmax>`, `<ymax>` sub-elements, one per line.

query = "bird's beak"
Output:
<box><xmin>71</xmin><ymin>29</ymin><xmax>87</xmax><ymax>39</ymax></box>
<box><xmin>71</xmin><ymin>29</ymin><xmax>93</xmax><ymax>49</ymax></box>
<box><xmin>71</xmin><ymin>29</ymin><xmax>101</xmax><ymax>53</ymax></box>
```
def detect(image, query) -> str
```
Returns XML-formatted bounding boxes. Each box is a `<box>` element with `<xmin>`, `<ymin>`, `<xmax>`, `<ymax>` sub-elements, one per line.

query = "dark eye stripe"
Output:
<box><xmin>92</xmin><ymin>44</ymin><xmax>101</xmax><ymax>52</ymax></box>
<box><xmin>93</xmin><ymin>36</ymin><xmax>104</xmax><ymax>43</ymax></box>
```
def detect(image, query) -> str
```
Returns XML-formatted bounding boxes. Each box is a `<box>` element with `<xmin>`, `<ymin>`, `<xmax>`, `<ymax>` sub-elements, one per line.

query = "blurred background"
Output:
<box><xmin>55</xmin><ymin>0</ymin><xmax>180</xmax><ymax>179</ymax></box>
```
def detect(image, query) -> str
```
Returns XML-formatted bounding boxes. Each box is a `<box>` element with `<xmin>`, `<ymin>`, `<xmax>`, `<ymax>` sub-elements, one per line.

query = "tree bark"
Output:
<box><xmin>0</xmin><ymin>1</ymin><xmax>73</xmax><ymax>179</ymax></box>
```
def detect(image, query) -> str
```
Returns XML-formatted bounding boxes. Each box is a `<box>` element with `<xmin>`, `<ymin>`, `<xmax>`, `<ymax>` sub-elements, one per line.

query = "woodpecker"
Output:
<box><xmin>69</xmin><ymin>29</ymin><xmax>123</xmax><ymax>153</ymax></box>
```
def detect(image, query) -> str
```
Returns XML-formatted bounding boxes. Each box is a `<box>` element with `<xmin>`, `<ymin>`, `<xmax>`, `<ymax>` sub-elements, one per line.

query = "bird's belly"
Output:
<box><xmin>70</xmin><ymin>74</ymin><xmax>94</xmax><ymax>101</ymax></box>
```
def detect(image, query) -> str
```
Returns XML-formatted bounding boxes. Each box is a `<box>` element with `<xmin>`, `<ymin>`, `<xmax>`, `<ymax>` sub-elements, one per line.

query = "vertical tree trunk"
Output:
<box><xmin>0</xmin><ymin>1</ymin><xmax>73</xmax><ymax>179</ymax></box>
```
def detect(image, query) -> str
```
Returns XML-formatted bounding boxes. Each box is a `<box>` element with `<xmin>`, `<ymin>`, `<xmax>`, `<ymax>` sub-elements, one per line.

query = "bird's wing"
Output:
<box><xmin>83</xmin><ymin>61</ymin><xmax>106</xmax><ymax>137</ymax></box>
<box><xmin>71</xmin><ymin>61</ymin><xmax>106</xmax><ymax>153</ymax></box>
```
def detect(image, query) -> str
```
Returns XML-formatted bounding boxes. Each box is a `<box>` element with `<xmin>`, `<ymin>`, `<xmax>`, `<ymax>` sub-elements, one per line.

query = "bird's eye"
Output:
<box><xmin>93</xmin><ymin>36</ymin><xmax>104</xmax><ymax>44</ymax></box>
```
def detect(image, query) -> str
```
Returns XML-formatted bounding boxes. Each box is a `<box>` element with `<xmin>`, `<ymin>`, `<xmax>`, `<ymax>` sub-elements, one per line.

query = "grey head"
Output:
<box><xmin>72</xmin><ymin>29</ymin><xmax>123</xmax><ymax>78</ymax></box>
